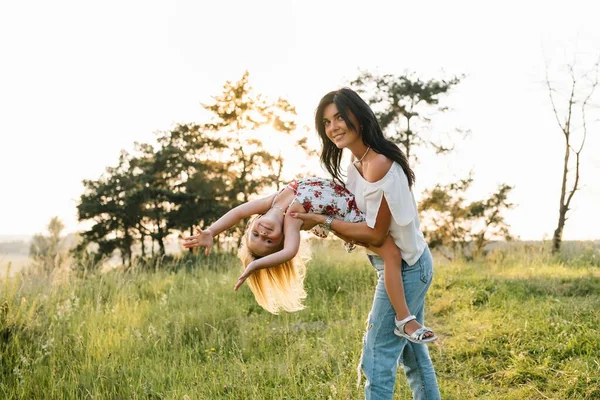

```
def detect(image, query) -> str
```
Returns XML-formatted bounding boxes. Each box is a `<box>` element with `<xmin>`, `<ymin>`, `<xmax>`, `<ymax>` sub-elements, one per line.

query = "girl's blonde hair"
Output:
<box><xmin>238</xmin><ymin>217</ymin><xmax>310</xmax><ymax>314</ymax></box>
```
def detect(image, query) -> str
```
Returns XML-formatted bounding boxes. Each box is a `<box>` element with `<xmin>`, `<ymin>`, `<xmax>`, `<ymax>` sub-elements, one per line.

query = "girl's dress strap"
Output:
<box><xmin>270</xmin><ymin>180</ymin><xmax>298</xmax><ymax>212</ymax></box>
<box><xmin>271</xmin><ymin>182</ymin><xmax>294</xmax><ymax>209</ymax></box>
<box><xmin>287</xmin><ymin>180</ymin><xmax>299</xmax><ymax>192</ymax></box>
<box><xmin>284</xmin><ymin>180</ymin><xmax>300</xmax><ymax>213</ymax></box>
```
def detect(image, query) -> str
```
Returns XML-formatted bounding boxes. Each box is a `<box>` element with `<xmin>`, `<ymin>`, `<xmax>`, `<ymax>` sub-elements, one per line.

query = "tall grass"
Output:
<box><xmin>0</xmin><ymin>242</ymin><xmax>598</xmax><ymax>399</ymax></box>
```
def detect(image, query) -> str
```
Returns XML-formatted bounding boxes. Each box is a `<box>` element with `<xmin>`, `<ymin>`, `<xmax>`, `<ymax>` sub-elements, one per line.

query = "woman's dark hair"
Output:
<box><xmin>315</xmin><ymin>87</ymin><xmax>415</xmax><ymax>188</ymax></box>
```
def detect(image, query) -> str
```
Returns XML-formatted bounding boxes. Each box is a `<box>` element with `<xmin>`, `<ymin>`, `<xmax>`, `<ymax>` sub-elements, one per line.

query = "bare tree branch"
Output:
<box><xmin>547</xmin><ymin>52</ymin><xmax>600</xmax><ymax>252</ymax></box>
<box><xmin>545</xmin><ymin>66</ymin><xmax>566</xmax><ymax>133</ymax></box>
<box><xmin>576</xmin><ymin>56</ymin><xmax>600</xmax><ymax>154</ymax></box>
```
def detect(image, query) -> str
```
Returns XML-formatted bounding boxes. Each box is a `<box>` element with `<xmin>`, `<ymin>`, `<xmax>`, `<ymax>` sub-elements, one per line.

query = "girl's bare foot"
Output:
<box><xmin>395</xmin><ymin>315</ymin><xmax>437</xmax><ymax>343</ymax></box>
<box><xmin>402</xmin><ymin>319</ymin><xmax>434</xmax><ymax>339</ymax></box>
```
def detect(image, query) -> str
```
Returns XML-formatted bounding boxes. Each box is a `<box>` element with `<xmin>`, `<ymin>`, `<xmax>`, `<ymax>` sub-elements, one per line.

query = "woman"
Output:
<box><xmin>291</xmin><ymin>88</ymin><xmax>440</xmax><ymax>400</ymax></box>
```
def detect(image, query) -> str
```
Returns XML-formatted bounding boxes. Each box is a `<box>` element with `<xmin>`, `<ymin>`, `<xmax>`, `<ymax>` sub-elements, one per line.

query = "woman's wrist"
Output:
<box><xmin>324</xmin><ymin>215</ymin><xmax>335</xmax><ymax>231</ymax></box>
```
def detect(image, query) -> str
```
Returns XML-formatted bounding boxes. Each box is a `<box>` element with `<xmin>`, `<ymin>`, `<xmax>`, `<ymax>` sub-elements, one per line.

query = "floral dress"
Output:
<box><xmin>278</xmin><ymin>178</ymin><xmax>366</xmax><ymax>238</ymax></box>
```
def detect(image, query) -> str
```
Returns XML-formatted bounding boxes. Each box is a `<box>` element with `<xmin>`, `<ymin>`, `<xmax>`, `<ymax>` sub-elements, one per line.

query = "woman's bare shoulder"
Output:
<box><xmin>363</xmin><ymin>154</ymin><xmax>393</xmax><ymax>182</ymax></box>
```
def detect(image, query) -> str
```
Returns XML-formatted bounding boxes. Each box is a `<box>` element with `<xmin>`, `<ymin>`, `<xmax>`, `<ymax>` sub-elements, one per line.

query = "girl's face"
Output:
<box><xmin>247</xmin><ymin>216</ymin><xmax>284</xmax><ymax>257</ymax></box>
<box><xmin>322</xmin><ymin>103</ymin><xmax>361</xmax><ymax>149</ymax></box>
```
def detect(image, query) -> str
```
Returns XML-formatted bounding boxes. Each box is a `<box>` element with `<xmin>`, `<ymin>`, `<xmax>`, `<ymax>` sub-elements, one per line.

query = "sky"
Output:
<box><xmin>0</xmin><ymin>0</ymin><xmax>599</xmax><ymax>241</ymax></box>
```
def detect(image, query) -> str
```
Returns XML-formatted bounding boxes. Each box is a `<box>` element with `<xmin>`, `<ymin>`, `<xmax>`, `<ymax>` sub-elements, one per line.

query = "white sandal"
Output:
<box><xmin>394</xmin><ymin>315</ymin><xmax>438</xmax><ymax>344</ymax></box>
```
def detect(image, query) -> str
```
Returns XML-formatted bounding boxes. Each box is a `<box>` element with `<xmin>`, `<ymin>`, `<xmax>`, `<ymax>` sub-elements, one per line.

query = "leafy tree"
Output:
<box><xmin>151</xmin><ymin>124</ymin><xmax>230</xmax><ymax>244</ymax></box>
<box><xmin>76</xmin><ymin>72</ymin><xmax>303</xmax><ymax>262</ymax></box>
<box><xmin>29</xmin><ymin>217</ymin><xmax>67</xmax><ymax>273</ymax></box>
<box><xmin>77</xmin><ymin>122</ymin><xmax>230</xmax><ymax>261</ymax></box>
<box><xmin>351</xmin><ymin>71</ymin><xmax>464</xmax><ymax>163</ymax></box>
<box><xmin>77</xmin><ymin>151</ymin><xmax>139</xmax><ymax>264</ymax></box>
<box><xmin>203</xmin><ymin>71</ymin><xmax>297</xmax><ymax>200</ymax></box>
<box><xmin>419</xmin><ymin>175</ymin><xmax>514</xmax><ymax>260</ymax></box>
<box><xmin>201</xmin><ymin>71</ymin><xmax>298</xmax><ymax>244</ymax></box>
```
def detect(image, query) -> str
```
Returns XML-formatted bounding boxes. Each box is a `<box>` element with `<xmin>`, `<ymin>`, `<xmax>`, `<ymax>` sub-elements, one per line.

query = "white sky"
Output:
<box><xmin>0</xmin><ymin>0</ymin><xmax>599</xmax><ymax>240</ymax></box>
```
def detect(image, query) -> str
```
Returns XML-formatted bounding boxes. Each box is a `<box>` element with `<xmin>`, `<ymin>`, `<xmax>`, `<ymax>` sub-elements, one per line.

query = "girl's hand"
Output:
<box><xmin>182</xmin><ymin>228</ymin><xmax>214</xmax><ymax>255</ymax></box>
<box><xmin>289</xmin><ymin>212</ymin><xmax>326</xmax><ymax>230</ymax></box>
<box><xmin>234</xmin><ymin>261</ymin><xmax>259</xmax><ymax>291</ymax></box>
<box><xmin>333</xmin><ymin>231</ymin><xmax>369</xmax><ymax>249</ymax></box>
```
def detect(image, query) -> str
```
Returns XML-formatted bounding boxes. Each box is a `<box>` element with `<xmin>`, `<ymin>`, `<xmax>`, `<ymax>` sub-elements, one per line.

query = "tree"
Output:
<box><xmin>152</xmin><ymin>123</ymin><xmax>230</xmax><ymax>242</ymax></box>
<box><xmin>351</xmin><ymin>71</ymin><xmax>464</xmax><ymax>163</ymax></box>
<box><xmin>419</xmin><ymin>175</ymin><xmax>514</xmax><ymax>260</ymax></box>
<box><xmin>545</xmin><ymin>56</ymin><xmax>600</xmax><ymax>253</ymax></box>
<box><xmin>202</xmin><ymin>71</ymin><xmax>298</xmax><ymax>199</ymax></box>
<box><xmin>77</xmin><ymin>151</ymin><xmax>140</xmax><ymax>264</ymax></box>
<box><xmin>201</xmin><ymin>71</ymin><xmax>298</xmax><ymax>244</ymax></box>
<box><xmin>76</xmin><ymin>72</ymin><xmax>304</xmax><ymax>262</ymax></box>
<box><xmin>29</xmin><ymin>217</ymin><xmax>67</xmax><ymax>273</ymax></box>
<box><xmin>78</xmin><ymin>126</ymin><xmax>227</xmax><ymax>261</ymax></box>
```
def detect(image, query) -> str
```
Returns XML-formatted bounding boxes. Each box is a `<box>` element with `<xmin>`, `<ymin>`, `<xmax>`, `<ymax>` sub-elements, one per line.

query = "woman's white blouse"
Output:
<box><xmin>346</xmin><ymin>161</ymin><xmax>426</xmax><ymax>266</ymax></box>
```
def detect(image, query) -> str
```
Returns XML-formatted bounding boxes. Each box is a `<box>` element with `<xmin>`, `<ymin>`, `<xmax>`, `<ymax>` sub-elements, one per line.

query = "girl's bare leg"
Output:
<box><xmin>372</xmin><ymin>237</ymin><xmax>432</xmax><ymax>337</ymax></box>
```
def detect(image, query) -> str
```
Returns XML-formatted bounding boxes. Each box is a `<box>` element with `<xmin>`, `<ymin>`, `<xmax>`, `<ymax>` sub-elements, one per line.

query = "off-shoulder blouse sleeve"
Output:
<box><xmin>363</xmin><ymin>164</ymin><xmax>416</xmax><ymax>228</ymax></box>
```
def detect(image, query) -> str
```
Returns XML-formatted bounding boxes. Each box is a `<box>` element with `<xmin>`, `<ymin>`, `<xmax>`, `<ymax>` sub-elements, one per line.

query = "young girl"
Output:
<box><xmin>183</xmin><ymin>177</ymin><xmax>436</xmax><ymax>343</ymax></box>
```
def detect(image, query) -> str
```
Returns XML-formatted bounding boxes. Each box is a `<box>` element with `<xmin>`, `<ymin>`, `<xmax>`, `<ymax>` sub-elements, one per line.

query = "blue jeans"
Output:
<box><xmin>360</xmin><ymin>247</ymin><xmax>440</xmax><ymax>400</ymax></box>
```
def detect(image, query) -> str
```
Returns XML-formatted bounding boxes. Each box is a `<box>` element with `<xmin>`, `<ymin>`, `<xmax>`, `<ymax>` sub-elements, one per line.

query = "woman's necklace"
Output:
<box><xmin>353</xmin><ymin>146</ymin><xmax>371</xmax><ymax>165</ymax></box>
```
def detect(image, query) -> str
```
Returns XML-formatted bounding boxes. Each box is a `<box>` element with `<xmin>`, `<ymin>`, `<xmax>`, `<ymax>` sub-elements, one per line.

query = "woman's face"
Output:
<box><xmin>247</xmin><ymin>216</ymin><xmax>284</xmax><ymax>257</ymax></box>
<box><xmin>322</xmin><ymin>102</ymin><xmax>361</xmax><ymax>149</ymax></box>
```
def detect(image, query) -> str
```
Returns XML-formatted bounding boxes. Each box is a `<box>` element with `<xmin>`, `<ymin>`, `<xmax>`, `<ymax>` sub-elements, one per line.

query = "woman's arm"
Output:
<box><xmin>183</xmin><ymin>193</ymin><xmax>275</xmax><ymax>254</ymax></box>
<box><xmin>290</xmin><ymin>197</ymin><xmax>392</xmax><ymax>247</ymax></box>
<box><xmin>292</xmin><ymin>155</ymin><xmax>394</xmax><ymax>247</ymax></box>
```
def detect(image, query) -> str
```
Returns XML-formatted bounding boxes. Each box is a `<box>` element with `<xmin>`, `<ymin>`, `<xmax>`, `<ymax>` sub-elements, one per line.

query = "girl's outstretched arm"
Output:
<box><xmin>183</xmin><ymin>193</ymin><xmax>275</xmax><ymax>254</ymax></box>
<box><xmin>234</xmin><ymin>216</ymin><xmax>303</xmax><ymax>291</ymax></box>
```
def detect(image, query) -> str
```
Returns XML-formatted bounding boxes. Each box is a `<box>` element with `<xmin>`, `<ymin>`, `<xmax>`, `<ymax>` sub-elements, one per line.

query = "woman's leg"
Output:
<box><xmin>360</xmin><ymin>260</ymin><xmax>405</xmax><ymax>400</ymax></box>
<box><xmin>399</xmin><ymin>247</ymin><xmax>440</xmax><ymax>399</ymax></box>
<box><xmin>360</xmin><ymin>251</ymin><xmax>440</xmax><ymax>400</ymax></box>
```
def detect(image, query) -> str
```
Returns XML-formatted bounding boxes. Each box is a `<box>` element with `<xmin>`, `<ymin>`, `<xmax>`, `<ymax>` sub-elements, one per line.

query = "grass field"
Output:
<box><xmin>0</xmin><ymin>242</ymin><xmax>599</xmax><ymax>399</ymax></box>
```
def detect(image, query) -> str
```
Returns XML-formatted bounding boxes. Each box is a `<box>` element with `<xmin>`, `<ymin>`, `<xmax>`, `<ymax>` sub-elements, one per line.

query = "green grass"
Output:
<box><xmin>1</xmin><ymin>242</ymin><xmax>599</xmax><ymax>399</ymax></box>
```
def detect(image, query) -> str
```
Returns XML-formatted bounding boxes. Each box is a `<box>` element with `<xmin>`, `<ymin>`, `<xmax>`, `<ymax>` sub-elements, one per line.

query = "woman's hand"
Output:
<box><xmin>289</xmin><ymin>212</ymin><xmax>326</xmax><ymax>230</ymax></box>
<box><xmin>182</xmin><ymin>228</ymin><xmax>214</xmax><ymax>255</ymax></box>
<box><xmin>234</xmin><ymin>261</ymin><xmax>259</xmax><ymax>291</ymax></box>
